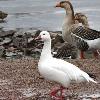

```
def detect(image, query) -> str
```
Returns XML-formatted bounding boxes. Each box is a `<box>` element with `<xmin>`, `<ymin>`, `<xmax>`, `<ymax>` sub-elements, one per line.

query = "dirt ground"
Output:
<box><xmin>0</xmin><ymin>58</ymin><xmax>99</xmax><ymax>100</ymax></box>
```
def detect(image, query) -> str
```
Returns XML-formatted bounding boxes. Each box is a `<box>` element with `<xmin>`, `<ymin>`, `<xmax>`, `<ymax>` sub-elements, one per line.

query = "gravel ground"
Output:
<box><xmin>0</xmin><ymin>58</ymin><xmax>99</xmax><ymax>100</ymax></box>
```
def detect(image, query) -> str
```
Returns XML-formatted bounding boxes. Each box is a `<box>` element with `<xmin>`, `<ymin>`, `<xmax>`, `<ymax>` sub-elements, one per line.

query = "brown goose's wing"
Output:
<box><xmin>53</xmin><ymin>43</ymin><xmax>77</xmax><ymax>59</ymax></box>
<box><xmin>71</xmin><ymin>26</ymin><xmax>100</xmax><ymax>40</ymax></box>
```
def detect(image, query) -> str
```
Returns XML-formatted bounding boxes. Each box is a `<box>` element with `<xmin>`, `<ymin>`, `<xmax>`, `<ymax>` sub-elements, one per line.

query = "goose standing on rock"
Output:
<box><xmin>55</xmin><ymin>1</ymin><xmax>100</xmax><ymax>59</ymax></box>
<box><xmin>36</xmin><ymin>31</ymin><xmax>97</xmax><ymax>100</ymax></box>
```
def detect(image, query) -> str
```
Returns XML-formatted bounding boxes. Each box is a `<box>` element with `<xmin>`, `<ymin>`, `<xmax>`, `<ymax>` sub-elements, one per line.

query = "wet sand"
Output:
<box><xmin>0</xmin><ymin>58</ymin><xmax>99</xmax><ymax>99</ymax></box>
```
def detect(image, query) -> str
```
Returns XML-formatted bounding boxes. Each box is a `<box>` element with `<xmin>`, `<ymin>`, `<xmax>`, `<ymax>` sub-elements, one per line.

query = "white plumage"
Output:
<box><xmin>37</xmin><ymin>31</ymin><xmax>97</xmax><ymax>99</ymax></box>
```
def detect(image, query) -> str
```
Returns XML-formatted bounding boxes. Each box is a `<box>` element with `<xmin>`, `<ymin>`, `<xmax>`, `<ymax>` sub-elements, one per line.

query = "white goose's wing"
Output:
<box><xmin>50</xmin><ymin>58</ymin><xmax>82</xmax><ymax>81</ymax></box>
<box><xmin>39</xmin><ymin>62</ymin><xmax>71</xmax><ymax>87</ymax></box>
<box><xmin>51</xmin><ymin>58</ymin><xmax>97</xmax><ymax>83</ymax></box>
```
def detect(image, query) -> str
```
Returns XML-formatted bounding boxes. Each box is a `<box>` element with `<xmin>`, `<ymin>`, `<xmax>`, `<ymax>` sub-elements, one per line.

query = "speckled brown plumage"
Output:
<box><xmin>76</xmin><ymin>39</ymin><xmax>89</xmax><ymax>51</ymax></box>
<box><xmin>71</xmin><ymin>26</ymin><xmax>100</xmax><ymax>40</ymax></box>
<box><xmin>53</xmin><ymin>42</ymin><xmax>77</xmax><ymax>59</ymax></box>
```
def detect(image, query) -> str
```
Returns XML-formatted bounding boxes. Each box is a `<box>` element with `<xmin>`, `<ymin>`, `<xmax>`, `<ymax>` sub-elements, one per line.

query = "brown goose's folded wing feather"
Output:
<box><xmin>54</xmin><ymin>43</ymin><xmax>77</xmax><ymax>59</ymax></box>
<box><xmin>71</xmin><ymin>26</ymin><xmax>100</xmax><ymax>40</ymax></box>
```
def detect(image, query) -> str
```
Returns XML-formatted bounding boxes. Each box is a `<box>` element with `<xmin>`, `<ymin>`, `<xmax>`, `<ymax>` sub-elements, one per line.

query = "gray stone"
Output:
<box><xmin>0</xmin><ymin>46</ymin><xmax>5</xmax><ymax>57</ymax></box>
<box><xmin>0</xmin><ymin>11</ymin><xmax>8</xmax><ymax>20</ymax></box>
<box><xmin>6</xmin><ymin>52</ymin><xmax>17</xmax><ymax>57</ymax></box>
<box><xmin>0</xmin><ymin>37</ymin><xmax>12</xmax><ymax>45</ymax></box>
<box><xmin>0</xmin><ymin>30</ymin><xmax>15</xmax><ymax>37</ymax></box>
<box><xmin>13</xmin><ymin>32</ymin><xmax>28</xmax><ymax>49</ymax></box>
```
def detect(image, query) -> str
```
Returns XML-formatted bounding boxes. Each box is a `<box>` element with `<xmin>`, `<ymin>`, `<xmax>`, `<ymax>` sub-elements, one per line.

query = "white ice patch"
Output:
<box><xmin>18</xmin><ymin>88</ymin><xmax>36</xmax><ymax>97</ymax></box>
<box><xmin>0</xmin><ymin>79</ymin><xmax>12</xmax><ymax>85</ymax></box>
<box><xmin>79</xmin><ymin>93</ymin><xmax>100</xmax><ymax>99</ymax></box>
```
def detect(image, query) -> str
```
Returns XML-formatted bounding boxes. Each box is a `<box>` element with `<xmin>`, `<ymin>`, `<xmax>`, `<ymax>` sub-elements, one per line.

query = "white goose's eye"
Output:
<box><xmin>43</xmin><ymin>34</ymin><xmax>45</xmax><ymax>35</ymax></box>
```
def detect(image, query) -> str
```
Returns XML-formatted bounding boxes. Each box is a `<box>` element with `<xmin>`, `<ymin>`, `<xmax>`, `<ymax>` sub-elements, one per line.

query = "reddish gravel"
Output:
<box><xmin>0</xmin><ymin>58</ymin><xmax>99</xmax><ymax>100</ymax></box>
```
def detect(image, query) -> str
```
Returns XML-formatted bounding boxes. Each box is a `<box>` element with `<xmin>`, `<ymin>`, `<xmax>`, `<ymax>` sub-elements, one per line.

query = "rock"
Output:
<box><xmin>28</xmin><ymin>37</ymin><xmax>34</xmax><ymax>43</ymax></box>
<box><xmin>31</xmin><ymin>48</ymin><xmax>41</xmax><ymax>58</ymax></box>
<box><xmin>25</xmin><ymin>30</ymin><xmax>38</xmax><ymax>37</ymax></box>
<box><xmin>6</xmin><ymin>52</ymin><xmax>17</xmax><ymax>57</ymax></box>
<box><xmin>0</xmin><ymin>30</ymin><xmax>15</xmax><ymax>38</ymax></box>
<box><xmin>51</xmin><ymin>34</ymin><xmax>64</xmax><ymax>48</ymax></box>
<box><xmin>0</xmin><ymin>37</ymin><xmax>12</xmax><ymax>46</ymax></box>
<box><xmin>50</xmin><ymin>31</ymin><xmax>62</xmax><ymax>39</ymax></box>
<box><xmin>0</xmin><ymin>11</ymin><xmax>8</xmax><ymax>20</ymax></box>
<box><xmin>7</xmin><ymin>46</ymin><xmax>16</xmax><ymax>52</ymax></box>
<box><xmin>13</xmin><ymin>30</ymin><xmax>41</xmax><ymax>49</ymax></box>
<box><xmin>5</xmin><ymin>49</ymin><xmax>23</xmax><ymax>58</ymax></box>
<box><xmin>0</xmin><ymin>46</ymin><xmax>6</xmax><ymax>57</ymax></box>
<box><xmin>12</xmin><ymin>31</ymin><xmax>38</xmax><ymax>56</ymax></box>
<box><xmin>33</xmin><ymin>30</ymin><xmax>41</xmax><ymax>38</ymax></box>
<box><xmin>0</xmin><ymin>38</ymin><xmax>3</xmax><ymax>42</ymax></box>
<box><xmin>13</xmin><ymin>31</ymin><xmax>28</xmax><ymax>49</ymax></box>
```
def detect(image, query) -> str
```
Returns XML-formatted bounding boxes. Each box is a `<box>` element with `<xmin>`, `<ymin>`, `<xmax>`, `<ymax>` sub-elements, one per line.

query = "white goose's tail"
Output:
<box><xmin>88</xmin><ymin>77</ymin><xmax>97</xmax><ymax>83</ymax></box>
<box><xmin>81</xmin><ymin>71</ymin><xmax>97</xmax><ymax>83</ymax></box>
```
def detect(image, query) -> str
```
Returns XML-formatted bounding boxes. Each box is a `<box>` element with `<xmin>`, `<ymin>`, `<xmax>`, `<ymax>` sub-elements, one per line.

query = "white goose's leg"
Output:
<box><xmin>50</xmin><ymin>87</ymin><xmax>61</xmax><ymax>99</ymax></box>
<box><xmin>50</xmin><ymin>86</ymin><xmax>65</xmax><ymax>100</ymax></box>
<box><xmin>59</xmin><ymin>86</ymin><xmax>65</xmax><ymax>99</ymax></box>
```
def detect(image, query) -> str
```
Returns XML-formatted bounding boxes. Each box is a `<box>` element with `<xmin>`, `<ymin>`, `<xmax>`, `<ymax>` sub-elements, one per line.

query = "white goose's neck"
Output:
<box><xmin>40</xmin><ymin>39</ymin><xmax>52</xmax><ymax>60</ymax></box>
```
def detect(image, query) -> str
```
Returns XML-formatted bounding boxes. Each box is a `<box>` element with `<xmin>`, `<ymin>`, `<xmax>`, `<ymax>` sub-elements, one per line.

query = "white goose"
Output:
<box><xmin>37</xmin><ymin>31</ymin><xmax>97</xmax><ymax>99</ymax></box>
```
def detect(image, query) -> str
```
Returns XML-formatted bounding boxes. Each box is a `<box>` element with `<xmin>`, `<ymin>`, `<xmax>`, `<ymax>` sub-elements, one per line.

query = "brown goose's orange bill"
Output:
<box><xmin>55</xmin><ymin>3</ymin><xmax>61</xmax><ymax>7</ymax></box>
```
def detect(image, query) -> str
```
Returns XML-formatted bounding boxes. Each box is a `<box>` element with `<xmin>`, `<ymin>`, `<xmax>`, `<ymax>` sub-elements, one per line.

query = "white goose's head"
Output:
<box><xmin>37</xmin><ymin>31</ymin><xmax>51</xmax><ymax>42</ymax></box>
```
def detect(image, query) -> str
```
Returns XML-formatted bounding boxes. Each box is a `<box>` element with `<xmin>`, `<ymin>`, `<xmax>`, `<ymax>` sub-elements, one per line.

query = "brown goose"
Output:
<box><xmin>0</xmin><ymin>11</ymin><xmax>8</xmax><ymax>20</ymax></box>
<box><xmin>54</xmin><ymin>13</ymin><xmax>89</xmax><ymax>59</ymax></box>
<box><xmin>74</xmin><ymin>13</ymin><xmax>99</xmax><ymax>58</ymax></box>
<box><xmin>56</xmin><ymin>1</ymin><xmax>100</xmax><ymax>59</ymax></box>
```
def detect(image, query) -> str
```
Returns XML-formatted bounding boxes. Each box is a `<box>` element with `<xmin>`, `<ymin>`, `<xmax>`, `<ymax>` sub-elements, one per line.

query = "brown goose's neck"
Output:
<box><xmin>64</xmin><ymin>4</ymin><xmax>75</xmax><ymax>24</ymax></box>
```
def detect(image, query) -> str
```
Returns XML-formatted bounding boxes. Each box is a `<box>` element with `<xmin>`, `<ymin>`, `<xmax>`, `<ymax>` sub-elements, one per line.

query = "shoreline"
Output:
<box><xmin>0</xmin><ymin>28</ymin><xmax>94</xmax><ymax>60</ymax></box>
<box><xmin>0</xmin><ymin>28</ymin><xmax>63</xmax><ymax>59</ymax></box>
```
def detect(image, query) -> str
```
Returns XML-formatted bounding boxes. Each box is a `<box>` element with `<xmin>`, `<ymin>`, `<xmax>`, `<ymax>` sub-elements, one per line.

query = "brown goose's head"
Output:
<box><xmin>55</xmin><ymin>1</ymin><xmax>73</xmax><ymax>10</ymax></box>
<box><xmin>55</xmin><ymin>1</ymin><xmax>74</xmax><ymax>21</ymax></box>
<box><xmin>74</xmin><ymin>13</ymin><xmax>89</xmax><ymax>27</ymax></box>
